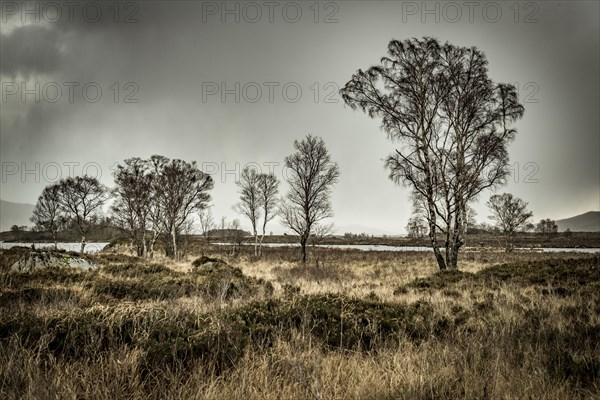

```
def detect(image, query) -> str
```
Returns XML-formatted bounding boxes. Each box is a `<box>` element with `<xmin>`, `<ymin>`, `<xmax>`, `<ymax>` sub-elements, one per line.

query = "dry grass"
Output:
<box><xmin>0</xmin><ymin>247</ymin><xmax>598</xmax><ymax>399</ymax></box>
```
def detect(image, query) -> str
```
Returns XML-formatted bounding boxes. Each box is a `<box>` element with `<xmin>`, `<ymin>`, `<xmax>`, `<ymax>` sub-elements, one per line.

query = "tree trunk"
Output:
<box><xmin>422</xmin><ymin>149</ymin><xmax>446</xmax><ymax>271</ymax></box>
<box><xmin>448</xmin><ymin>209</ymin><xmax>464</xmax><ymax>270</ymax></box>
<box><xmin>426</xmin><ymin>198</ymin><xmax>446</xmax><ymax>270</ymax></box>
<box><xmin>52</xmin><ymin>231</ymin><xmax>58</xmax><ymax>250</ymax></box>
<box><xmin>506</xmin><ymin>231</ymin><xmax>514</xmax><ymax>253</ymax></box>
<box><xmin>444</xmin><ymin>229</ymin><xmax>451</xmax><ymax>269</ymax></box>
<box><xmin>149</xmin><ymin>230</ymin><xmax>160</xmax><ymax>259</ymax></box>
<box><xmin>171</xmin><ymin>228</ymin><xmax>178</xmax><ymax>260</ymax></box>
<box><xmin>148</xmin><ymin>235</ymin><xmax>156</xmax><ymax>259</ymax></box>
<box><xmin>430</xmin><ymin>236</ymin><xmax>445</xmax><ymax>270</ymax></box>
<box><xmin>80</xmin><ymin>234</ymin><xmax>86</xmax><ymax>255</ymax></box>
<box><xmin>300</xmin><ymin>236</ymin><xmax>308</xmax><ymax>263</ymax></box>
<box><xmin>253</xmin><ymin>230</ymin><xmax>258</xmax><ymax>257</ymax></box>
<box><xmin>449</xmin><ymin>242</ymin><xmax>460</xmax><ymax>269</ymax></box>
<box><xmin>142</xmin><ymin>229</ymin><xmax>147</xmax><ymax>258</ymax></box>
<box><xmin>259</xmin><ymin>234</ymin><xmax>265</xmax><ymax>257</ymax></box>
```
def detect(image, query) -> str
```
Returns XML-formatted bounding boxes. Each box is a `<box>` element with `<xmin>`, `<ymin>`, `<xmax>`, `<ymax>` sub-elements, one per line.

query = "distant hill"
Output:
<box><xmin>556</xmin><ymin>211</ymin><xmax>600</xmax><ymax>232</ymax></box>
<box><xmin>0</xmin><ymin>200</ymin><xmax>35</xmax><ymax>232</ymax></box>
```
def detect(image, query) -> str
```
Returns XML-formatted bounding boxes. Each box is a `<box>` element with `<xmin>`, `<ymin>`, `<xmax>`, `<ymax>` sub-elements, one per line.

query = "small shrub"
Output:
<box><xmin>101</xmin><ymin>262</ymin><xmax>176</xmax><ymax>278</ymax></box>
<box><xmin>442</xmin><ymin>289</ymin><xmax>461</xmax><ymax>298</ymax></box>
<box><xmin>227</xmin><ymin>295</ymin><xmax>445</xmax><ymax>350</ymax></box>
<box><xmin>393</xmin><ymin>286</ymin><xmax>408</xmax><ymax>296</ymax></box>
<box><xmin>273</xmin><ymin>264</ymin><xmax>356</xmax><ymax>283</ymax></box>
<box><xmin>90</xmin><ymin>275</ymin><xmax>200</xmax><ymax>301</ymax></box>
<box><xmin>192</xmin><ymin>256</ymin><xmax>224</xmax><ymax>268</ymax></box>
<box><xmin>282</xmin><ymin>283</ymin><xmax>301</xmax><ymax>298</ymax></box>
<box><xmin>192</xmin><ymin>257</ymin><xmax>271</xmax><ymax>300</ymax></box>
<box><xmin>407</xmin><ymin>270</ymin><xmax>473</xmax><ymax>291</ymax></box>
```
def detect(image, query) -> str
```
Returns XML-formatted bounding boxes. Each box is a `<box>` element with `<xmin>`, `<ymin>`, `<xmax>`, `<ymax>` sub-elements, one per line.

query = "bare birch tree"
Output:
<box><xmin>310</xmin><ymin>221</ymin><xmax>335</xmax><ymax>246</ymax></box>
<box><xmin>280</xmin><ymin>135</ymin><xmax>340</xmax><ymax>263</ymax></box>
<box><xmin>257</xmin><ymin>172</ymin><xmax>279</xmax><ymax>256</ymax></box>
<box><xmin>57</xmin><ymin>176</ymin><xmax>108</xmax><ymax>254</ymax></box>
<box><xmin>229</xmin><ymin>218</ymin><xmax>244</xmax><ymax>256</ymax></box>
<box><xmin>147</xmin><ymin>155</ymin><xmax>168</xmax><ymax>258</ymax></box>
<box><xmin>198</xmin><ymin>207</ymin><xmax>215</xmax><ymax>242</ymax></box>
<box><xmin>341</xmin><ymin>37</ymin><xmax>524</xmax><ymax>270</ymax></box>
<box><xmin>406</xmin><ymin>216</ymin><xmax>427</xmax><ymax>239</ymax></box>
<box><xmin>155</xmin><ymin>158</ymin><xmax>213</xmax><ymax>260</ymax></box>
<box><xmin>111</xmin><ymin>157</ymin><xmax>153</xmax><ymax>256</ymax></box>
<box><xmin>536</xmin><ymin>218</ymin><xmax>558</xmax><ymax>240</ymax></box>
<box><xmin>31</xmin><ymin>184</ymin><xmax>64</xmax><ymax>249</ymax></box>
<box><xmin>487</xmin><ymin>193</ymin><xmax>533</xmax><ymax>252</ymax></box>
<box><xmin>234</xmin><ymin>167</ymin><xmax>261</xmax><ymax>256</ymax></box>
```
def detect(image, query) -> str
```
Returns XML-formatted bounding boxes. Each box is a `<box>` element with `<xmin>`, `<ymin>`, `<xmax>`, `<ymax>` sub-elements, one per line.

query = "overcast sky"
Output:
<box><xmin>1</xmin><ymin>1</ymin><xmax>598</xmax><ymax>234</ymax></box>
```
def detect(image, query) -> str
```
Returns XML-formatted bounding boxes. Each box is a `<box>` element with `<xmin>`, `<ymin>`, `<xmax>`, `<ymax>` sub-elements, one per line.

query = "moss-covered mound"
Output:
<box><xmin>8</xmin><ymin>250</ymin><xmax>97</xmax><ymax>272</ymax></box>
<box><xmin>191</xmin><ymin>256</ymin><xmax>273</xmax><ymax>300</ymax></box>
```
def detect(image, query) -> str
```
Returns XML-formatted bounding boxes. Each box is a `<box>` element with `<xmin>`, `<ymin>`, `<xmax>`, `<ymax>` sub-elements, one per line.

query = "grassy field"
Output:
<box><xmin>0</xmin><ymin>246</ymin><xmax>598</xmax><ymax>399</ymax></box>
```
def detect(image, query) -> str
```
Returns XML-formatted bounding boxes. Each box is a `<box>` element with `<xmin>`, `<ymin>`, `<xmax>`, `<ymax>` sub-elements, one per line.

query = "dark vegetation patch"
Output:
<box><xmin>0</xmin><ymin>287</ymin><xmax>79</xmax><ymax>308</ymax></box>
<box><xmin>0</xmin><ymin>306</ymin><xmax>206</xmax><ymax>373</ymax></box>
<box><xmin>0</xmin><ymin>267</ymin><xmax>94</xmax><ymax>289</ymax></box>
<box><xmin>89</xmin><ymin>275</ymin><xmax>200</xmax><ymax>301</ymax></box>
<box><xmin>281</xmin><ymin>283</ymin><xmax>301</xmax><ymax>298</ymax></box>
<box><xmin>0</xmin><ymin>295</ymin><xmax>451</xmax><ymax>377</ymax></box>
<box><xmin>399</xmin><ymin>256</ymin><xmax>599</xmax><ymax>293</ymax></box>
<box><xmin>392</xmin><ymin>286</ymin><xmax>408</xmax><ymax>296</ymax></box>
<box><xmin>90</xmin><ymin>256</ymin><xmax>273</xmax><ymax>302</ymax></box>
<box><xmin>477</xmin><ymin>256</ymin><xmax>599</xmax><ymax>287</ymax></box>
<box><xmin>101</xmin><ymin>262</ymin><xmax>176</xmax><ymax>278</ymax></box>
<box><xmin>272</xmin><ymin>263</ymin><xmax>357</xmax><ymax>283</ymax></box>
<box><xmin>2</xmin><ymin>289</ymin><xmax>596</xmax><ymax>390</ymax></box>
<box><xmin>191</xmin><ymin>256</ymin><xmax>273</xmax><ymax>300</ymax></box>
<box><xmin>192</xmin><ymin>256</ymin><xmax>244</xmax><ymax>279</ymax></box>
<box><xmin>92</xmin><ymin>253</ymin><xmax>143</xmax><ymax>265</ymax></box>
<box><xmin>192</xmin><ymin>255</ymin><xmax>224</xmax><ymax>269</ymax></box>
<box><xmin>508</xmin><ymin>305</ymin><xmax>600</xmax><ymax>391</ymax></box>
<box><xmin>406</xmin><ymin>270</ymin><xmax>473</xmax><ymax>290</ymax></box>
<box><xmin>0</xmin><ymin>256</ymin><xmax>272</xmax><ymax>304</ymax></box>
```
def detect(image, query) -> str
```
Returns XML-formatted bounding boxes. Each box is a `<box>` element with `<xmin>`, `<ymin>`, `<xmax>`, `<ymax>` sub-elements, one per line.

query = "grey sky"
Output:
<box><xmin>1</xmin><ymin>1</ymin><xmax>598</xmax><ymax>234</ymax></box>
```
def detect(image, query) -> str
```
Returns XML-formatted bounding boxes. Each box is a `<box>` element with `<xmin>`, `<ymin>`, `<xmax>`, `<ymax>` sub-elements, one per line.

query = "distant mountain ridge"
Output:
<box><xmin>556</xmin><ymin>211</ymin><xmax>600</xmax><ymax>232</ymax></box>
<box><xmin>0</xmin><ymin>200</ymin><xmax>35</xmax><ymax>232</ymax></box>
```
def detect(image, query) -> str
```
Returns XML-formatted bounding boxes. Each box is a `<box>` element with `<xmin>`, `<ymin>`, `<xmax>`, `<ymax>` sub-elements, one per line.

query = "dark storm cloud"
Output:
<box><xmin>0</xmin><ymin>24</ymin><xmax>62</xmax><ymax>78</ymax></box>
<box><xmin>0</xmin><ymin>1</ymin><xmax>193</xmax><ymax>78</ymax></box>
<box><xmin>1</xmin><ymin>1</ymin><xmax>598</xmax><ymax>233</ymax></box>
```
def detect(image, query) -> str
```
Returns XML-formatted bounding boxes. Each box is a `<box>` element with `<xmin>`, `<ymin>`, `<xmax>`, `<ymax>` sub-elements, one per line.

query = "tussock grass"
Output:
<box><xmin>0</xmin><ymin>249</ymin><xmax>598</xmax><ymax>399</ymax></box>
